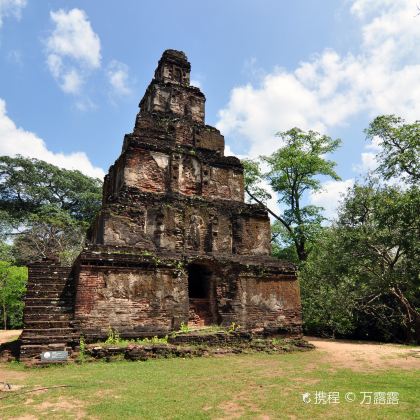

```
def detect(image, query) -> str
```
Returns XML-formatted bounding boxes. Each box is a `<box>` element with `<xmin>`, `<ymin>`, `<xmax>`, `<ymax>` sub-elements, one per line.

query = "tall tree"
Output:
<box><xmin>366</xmin><ymin>115</ymin><xmax>419</xmax><ymax>184</ymax></box>
<box><xmin>243</xmin><ymin>128</ymin><xmax>341</xmax><ymax>261</ymax></box>
<box><xmin>0</xmin><ymin>155</ymin><xmax>102</xmax><ymax>223</ymax></box>
<box><xmin>0</xmin><ymin>155</ymin><xmax>102</xmax><ymax>264</ymax></box>
<box><xmin>300</xmin><ymin>181</ymin><xmax>420</xmax><ymax>342</ymax></box>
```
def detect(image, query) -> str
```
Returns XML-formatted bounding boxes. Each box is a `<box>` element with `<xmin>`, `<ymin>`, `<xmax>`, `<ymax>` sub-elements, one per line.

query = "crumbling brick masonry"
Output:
<box><xmin>20</xmin><ymin>50</ymin><xmax>302</xmax><ymax>359</ymax></box>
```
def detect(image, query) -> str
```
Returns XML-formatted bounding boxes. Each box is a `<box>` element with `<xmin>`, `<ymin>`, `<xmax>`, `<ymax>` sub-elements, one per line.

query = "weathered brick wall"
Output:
<box><xmin>232</xmin><ymin>217</ymin><xmax>272</xmax><ymax>255</ymax></box>
<box><xmin>140</xmin><ymin>82</ymin><xmax>205</xmax><ymax>123</ymax></box>
<box><xmin>133</xmin><ymin>115</ymin><xmax>224</xmax><ymax>154</ymax></box>
<box><xmin>74</xmin><ymin>265</ymin><xmax>188</xmax><ymax>339</ymax></box>
<box><xmin>234</xmin><ymin>274</ymin><xmax>302</xmax><ymax>333</ymax></box>
<box><xmin>104</xmin><ymin>147</ymin><xmax>243</xmax><ymax>202</ymax></box>
<box><xmin>73</xmin><ymin>250</ymin><xmax>300</xmax><ymax>339</ymax></box>
<box><xmin>124</xmin><ymin>151</ymin><xmax>168</xmax><ymax>193</ymax></box>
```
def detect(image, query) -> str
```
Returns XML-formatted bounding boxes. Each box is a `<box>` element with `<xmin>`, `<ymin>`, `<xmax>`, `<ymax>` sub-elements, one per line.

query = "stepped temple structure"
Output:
<box><xmin>19</xmin><ymin>50</ymin><xmax>302</xmax><ymax>360</ymax></box>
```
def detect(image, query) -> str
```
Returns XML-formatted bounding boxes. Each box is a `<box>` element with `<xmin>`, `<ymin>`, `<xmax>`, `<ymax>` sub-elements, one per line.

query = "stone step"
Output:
<box><xmin>20</xmin><ymin>343</ymin><xmax>72</xmax><ymax>359</ymax></box>
<box><xmin>21</xmin><ymin>328</ymin><xmax>76</xmax><ymax>337</ymax></box>
<box><xmin>24</xmin><ymin>297</ymin><xmax>71</xmax><ymax>306</ymax></box>
<box><xmin>24</xmin><ymin>313</ymin><xmax>74</xmax><ymax>322</ymax></box>
<box><xmin>24</xmin><ymin>320</ymin><xmax>77</xmax><ymax>329</ymax></box>
<box><xmin>25</xmin><ymin>272</ymin><xmax>72</xmax><ymax>279</ymax></box>
<box><xmin>20</xmin><ymin>335</ymin><xmax>78</xmax><ymax>345</ymax></box>
<box><xmin>26</xmin><ymin>286</ymin><xmax>74</xmax><ymax>297</ymax></box>
<box><xmin>26</xmin><ymin>275</ymin><xmax>73</xmax><ymax>281</ymax></box>
<box><xmin>26</xmin><ymin>283</ymin><xmax>74</xmax><ymax>292</ymax></box>
<box><xmin>25</xmin><ymin>290</ymin><xmax>74</xmax><ymax>301</ymax></box>
<box><xmin>24</xmin><ymin>305</ymin><xmax>74</xmax><ymax>314</ymax></box>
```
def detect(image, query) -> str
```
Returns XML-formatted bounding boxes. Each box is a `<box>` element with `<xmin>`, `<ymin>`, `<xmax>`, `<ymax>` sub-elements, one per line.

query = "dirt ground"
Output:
<box><xmin>0</xmin><ymin>330</ymin><xmax>21</xmax><ymax>345</ymax></box>
<box><xmin>306</xmin><ymin>336</ymin><xmax>420</xmax><ymax>371</ymax></box>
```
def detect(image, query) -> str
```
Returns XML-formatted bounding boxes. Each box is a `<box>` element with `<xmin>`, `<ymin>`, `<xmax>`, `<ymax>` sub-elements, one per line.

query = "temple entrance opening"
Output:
<box><xmin>187</xmin><ymin>263</ymin><xmax>217</xmax><ymax>327</ymax></box>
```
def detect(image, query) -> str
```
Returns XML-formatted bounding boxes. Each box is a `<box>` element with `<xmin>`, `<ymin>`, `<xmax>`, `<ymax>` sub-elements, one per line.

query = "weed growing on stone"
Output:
<box><xmin>136</xmin><ymin>335</ymin><xmax>169</xmax><ymax>345</ymax></box>
<box><xmin>179</xmin><ymin>322</ymin><xmax>191</xmax><ymax>333</ymax></box>
<box><xmin>78</xmin><ymin>336</ymin><xmax>86</xmax><ymax>362</ymax></box>
<box><xmin>105</xmin><ymin>327</ymin><xmax>121</xmax><ymax>345</ymax></box>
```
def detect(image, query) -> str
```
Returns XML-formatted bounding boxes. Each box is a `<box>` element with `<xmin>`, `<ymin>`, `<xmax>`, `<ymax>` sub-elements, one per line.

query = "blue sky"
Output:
<box><xmin>1</xmin><ymin>0</ymin><xmax>419</xmax><ymax>218</ymax></box>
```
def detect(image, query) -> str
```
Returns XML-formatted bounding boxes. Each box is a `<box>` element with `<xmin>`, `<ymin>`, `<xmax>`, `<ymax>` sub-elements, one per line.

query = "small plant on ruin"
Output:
<box><xmin>173</xmin><ymin>260</ymin><xmax>186</xmax><ymax>277</ymax></box>
<box><xmin>78</xmin><ymin>336</ymin><xmax>86</xmax><ymax>362</ymax></box>
<box><xmin>137</xmin><ymin>335</ymin><xmax>168</xmax><ymax>345</ymax></box>
<box><xmin>228</xmin><ymin>322</ymin><xmax>240</xmax><ymax>332</ymax></box>
<box><xmin>179</xmin><ymin>322</ymin><xmax>190</xmax><ymax>333</ymax></box>
<box><xmin>105</xmin><ymin>326</ymin><xmax>121</xmax><ymax>345</ymax></box>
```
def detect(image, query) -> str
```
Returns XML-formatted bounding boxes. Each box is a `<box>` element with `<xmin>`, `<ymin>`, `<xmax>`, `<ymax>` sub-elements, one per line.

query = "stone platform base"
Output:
<box><xmin>82</xmin><ymin>335</ymin><xmax>314</xmax><ymax>363</ymax></box>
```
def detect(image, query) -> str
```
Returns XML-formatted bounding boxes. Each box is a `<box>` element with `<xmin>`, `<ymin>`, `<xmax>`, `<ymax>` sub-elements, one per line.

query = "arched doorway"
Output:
<box><xmin>187</xmin><ymin>263</ymin><xmax>218</xmax><ymax>327</ymax></box>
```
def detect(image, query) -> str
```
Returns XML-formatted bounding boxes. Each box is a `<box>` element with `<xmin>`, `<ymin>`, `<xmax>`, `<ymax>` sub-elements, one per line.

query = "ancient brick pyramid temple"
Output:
<box><xmin>20</xmin><ymin>50</ymin><xmax>302</xmax><ymax>359</ymax></box>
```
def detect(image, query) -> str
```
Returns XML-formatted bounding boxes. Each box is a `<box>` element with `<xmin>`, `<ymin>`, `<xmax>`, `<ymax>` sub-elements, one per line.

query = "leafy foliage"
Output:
<box><xmin>366</xmin><ymin>115</ymin><xmax>419</xmax><ymax>184</ymax></box>
<box><xmin>0</xmin><ymin>155</ymin><xmax>102</xmax><ymax>222</ymax></box>
<box><xmin>0</xmin><ymin>155</ymin><xmax>102</xmax><ymax>264</ymax></box>
<box><xmin>0</xmin><ymin>261</ymin><xmax>27</xmax><ymax>329</ymax></box>
<box><xmin>300</xmin><ymin>181</ymin><xmax>420</xmax><ymax>342</ymax></box>
<box><xmin>243</xmin><ymin>128</ymin><xmax>341</xmax><ymax>261</ymax></box>
<box><xmin>11</xmin><ymin>205</ymin><xmax>87</xmax><ymax>265</ymax></box>
<box><xmin>242</xmin><ymin>117</ymin><xmax>419</xmax><ymax>343</ymax></box>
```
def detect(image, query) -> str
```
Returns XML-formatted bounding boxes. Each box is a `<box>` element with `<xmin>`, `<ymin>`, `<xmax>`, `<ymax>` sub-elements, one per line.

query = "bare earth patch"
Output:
<box><xmin>0</xmin><ymin>364</ymin><xmax>27</xmax><ymax>384</ymax></box>
<box><xmin>34</xmin><ymin>397</ymin><xmax>87</xmax><ymax>419</ymax></box>
<box><xmin>307</xmin><ymin>336</ymin><xmax>420</xmax><ymax>371</ymax></box>
<box><xmin>0</xmin><ymin>330</ymin><xmax>21</xmax><ymax>344</ymax></box>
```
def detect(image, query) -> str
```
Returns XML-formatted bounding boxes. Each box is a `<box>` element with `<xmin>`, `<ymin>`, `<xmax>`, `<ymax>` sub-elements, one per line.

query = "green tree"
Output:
<box><xmin>0</xmin><ymin>155</ymin><xmax>102</xmax><ymax>264</ymax></box>
<box><xmin>11</xmin><ymin>205</ymin><xmax>87</xmax><ymax>265</ymax></box>
<box><xmin>0</xmin><ymin>155</ymin><xmax>102</xmax><ymax>223</ymax></box>
<box><xmin>243</xmin><ymin>128</ymin><xmax>341</xmax><ymax>261</ymax></box>
<box><xmin>366</xmin><ymin>115</ymin><xmax>419</xmax><ymax>184</ymax></box>
<box><xmin>300</xmin><ymin>181</ymin><xmax>420</xmax><ymax>342</ymax></box>
<box><xmin>0</xmin><ymin>261</ymin><xmax>27</xmax><ymax>329</ymax></box>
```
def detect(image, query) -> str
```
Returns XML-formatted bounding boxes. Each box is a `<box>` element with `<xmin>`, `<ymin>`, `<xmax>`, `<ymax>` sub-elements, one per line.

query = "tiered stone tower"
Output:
<box><xmin>20</xmin><ymin>50</ymin><xmax>302</xmax><ymax>359</ymax></box>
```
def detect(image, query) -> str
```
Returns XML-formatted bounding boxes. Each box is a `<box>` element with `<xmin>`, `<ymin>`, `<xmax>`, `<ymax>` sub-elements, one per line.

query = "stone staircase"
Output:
<box><xmin>19</xmin><ymin>259</ymin><xmax>79</xmax><ymax>361</ymax></box>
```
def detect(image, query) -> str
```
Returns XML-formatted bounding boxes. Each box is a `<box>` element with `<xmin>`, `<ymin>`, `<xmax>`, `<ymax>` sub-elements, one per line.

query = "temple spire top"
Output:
<box><xmin>154</xmin><ymin>49</ymin><xmax>191</xmax><ymax>86</ymax></box>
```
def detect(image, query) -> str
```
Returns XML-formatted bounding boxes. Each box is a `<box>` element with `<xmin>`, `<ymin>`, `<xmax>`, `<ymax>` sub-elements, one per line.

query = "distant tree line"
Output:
<box><xmin>243</xmin><ymin>115</ymin><xmax>419</xmax><ymax>343</ymax></box>
<box><xmin>0</xmin><ymin>156</ymin><xmax>102</xmax><ymax>329</ymax></box>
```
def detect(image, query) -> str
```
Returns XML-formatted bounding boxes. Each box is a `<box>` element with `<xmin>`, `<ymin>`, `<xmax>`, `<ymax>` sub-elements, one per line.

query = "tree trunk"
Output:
<box><xmin>2</xmin><ymin>299</ymin><xmax>6</xmax><ymax>331</ymax></box>
<box><xmin>296</xmin><ymin>241</ymin><xmax>307</xmax><ymax>262</ymax></box>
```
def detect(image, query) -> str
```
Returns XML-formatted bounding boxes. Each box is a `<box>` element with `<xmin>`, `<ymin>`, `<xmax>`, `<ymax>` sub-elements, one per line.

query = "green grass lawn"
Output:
<box><xmin>0</xmin><ymin>350</ymin><xmax>418</xmax><ymax>419</ymax></box>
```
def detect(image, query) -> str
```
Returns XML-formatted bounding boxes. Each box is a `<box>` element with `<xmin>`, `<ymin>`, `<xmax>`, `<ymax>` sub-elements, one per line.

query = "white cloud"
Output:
<box><xmin>107</xmin><ymin>60</ymin><xmax>132</xmax><ymax>96</ymax></box>
<box><xmin>61</xmin><ymin>68</ymin><xmax>83</xmax><ymax>94</ymax></box>
<box><xmin>217</xmin><ymin>1</ymin><xmax>420</xmax><ymax>159</ymax></box>
<box><xmin>45</xmin><ymin>8</ymin><xmax>101</xmax><ymax>95</ymax></box>
<box><xmin>47</xmin><ymin>8</ymin><xmax>101</xmax><ymax>68</ymax></box>
<box><xmin>309</xmin><ymin>179</ymin><xmax>355</xmax><ymax>220</ymax></box>
<box><xmin>190</xmin><ymin>79</ymin><xmax>201</xmax><ymax>89</ymax></box>
<box><xmin>0</xmin><ymin>0</ymin><xmax>26</xmax><ymax>28</ymax></box>
<box><xmin>353</xmin><ymin>136</ymin><xmax>382</xmax><ymax>174</ymax></box>
<box><xmin>0</xmin><ymin>98</ymin><xmax>104</xmax><ymax>178</ymax></box>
